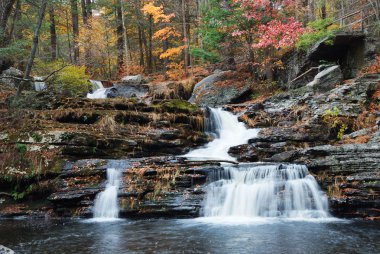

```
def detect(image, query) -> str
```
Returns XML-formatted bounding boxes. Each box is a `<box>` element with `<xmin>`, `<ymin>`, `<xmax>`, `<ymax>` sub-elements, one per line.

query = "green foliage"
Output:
<box><xmin>0</xmin><ymin>39</ymin><xmax>29</xmax><ymax>62</ymax></box>
<box><xmin>297</xmin><ymin>18</ymin><xmax>339</xmax><ymax>50</ymax></box>
<box><xmin>194</xmin><ymin>0</ymin><xmax>245</xmax><ymax>62</ymax></box>
<box><xmin>322</xmin><ymin>106</ymin><xmax>348</xmax><ymax>140</ymax></box>
<box><xmin>190</xmin><ymin>48</ymin><xmax>220</xmax><ymax>63</ymax></box>
<box><xmin>15</xmin><ymin>143</ymin><xmax>27</xmax><ymax>154</ymax></box>
<box><xmin>11</xmin><ymin>184</ymin><xmax>33</xmax><ymax>201</ymax></box>
<box><xmin>35</xmin><ymin>61</ymin><xmax>91</xmax><ymax>97</ymax></box>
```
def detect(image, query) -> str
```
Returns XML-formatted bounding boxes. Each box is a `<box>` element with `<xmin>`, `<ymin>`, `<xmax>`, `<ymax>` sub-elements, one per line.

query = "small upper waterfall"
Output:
<box><xmin>203</xmin><ymin>164</ymin><xmax>330</xmax><ymax>219</ymax></box>
<box><xmin>93</xmin><ymin>168</ymin><xmax>121</xmax><ymax>220</ymax></box>
<box><xmin>87</xmin><ymin>80</ymin><xmax>108</xmax><ymax>99</ymax></box>
<box><xmin>185</xmin><ymin>108</ymin><xmax>259</xmax><ymax>161</ymax></box>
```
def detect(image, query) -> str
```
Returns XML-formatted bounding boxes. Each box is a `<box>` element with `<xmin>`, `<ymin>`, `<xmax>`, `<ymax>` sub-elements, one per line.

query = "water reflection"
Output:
<box><xmin>0</xmin><ymin>218</ymin><xmax>379</xmax><ymax>254</ymax></box>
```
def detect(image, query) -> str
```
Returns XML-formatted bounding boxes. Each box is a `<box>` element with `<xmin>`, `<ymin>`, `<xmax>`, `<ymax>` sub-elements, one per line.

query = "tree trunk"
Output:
<box><xmin>138</xmin><ymin>26</ymin><xmax>145</xmax><ymax>67</ymax></box>
<box><xmin>85</xmin><ymin>0</ymin><xmax>92</xmax><ymax>17</ymax></box>
<box><xmin>49</xmin><ymin>5</ymin><xmax>57</xmax><ymax>61</ymax></box>
<box><xmin>17</xmin><ymin>0</ymin><xmax>48</xmax><ymax>97</ymax></box>
<box><xmin>0</xmin><ymin>0</ymin><xmax>16</xmax><ymax>46</ymax></box>
<box><xmin>147</xmin><ymin>15</ymin><xmax>153</xmax><ymax>73</ymax></box>
<box><xmin>81</xmin><ymin>0</ymin><xmax>88</xmax><ymax>24</ymax></box>
<box><xmin>246</xmin><ymin>34</ymin><xmax>255</xmax><ymax>75</ymax></box>
<box><xmin>320</xmin><ymin>0</ymin><xmax>326</xmax><ymax>19</ymax></box>
<box><xmin>65</xmin><ymin>9</ymin><xmax>73</xmax><ymax>63</ymax></box>
<box><xmin>119</xmin><ymin>0</ymin><xmax>129</xmax><ymax>74</ymax></box>
<box><xmin>162</xmin><ymin>39</ymin><xmax>168</xmax><ymax>74</ymax></box>
<box><xmin>8</xmin><ymin>0</ymin><xmax>20</xmax><ymax>42</ymax></box>
<box><xmin>221</xmin><ymin>0</ymin><xmax>235</xmax><ymax>69</ymax></box>
<box><xmin>182</xmin><ymin>0</ymin><xmax>189</xmax><ymax>75</ymax></box>
<box><xmin>116</xmin><ymin>4</ymin><xmax>124</xmax><ymax>74</ymax></box>
<box><xmin>70</xmin><ymin>0</ymin><xmax>80</xmax><ymax>63</ymax></box>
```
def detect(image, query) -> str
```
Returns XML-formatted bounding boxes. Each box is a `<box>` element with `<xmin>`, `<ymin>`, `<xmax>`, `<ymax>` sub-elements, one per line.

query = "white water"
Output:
<box><xmin>92</xmin><ymin>168</ymin><xmax>121</xmax><ymax>220</ymax></box>
<box><xmin>184</xmin><ymin>108</ymin><xmax>259</xmax><ymax>161</ymax></box>
<box><xmin>203</xmin><ymin>164</ymin><xmax>330</xmax><ymax>219</ymax></box>
<box><xmin>34</xmin><ymin>77</ymin><xmax>47</xmax><ymax>91</ymax></box>
<box><xmin>87</xmin><ymin>80</ymin><xmax>108</xmax><ymax>99</ymax></box>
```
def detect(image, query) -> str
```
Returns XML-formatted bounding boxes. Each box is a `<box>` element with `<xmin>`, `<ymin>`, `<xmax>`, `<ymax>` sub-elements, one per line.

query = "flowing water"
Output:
<box><xmin>91</xmin><ymin>168</ymin><xmax>121</xmax><ymax>221</ymax></box>
<box><xmin>184</xmin><ymin>108</ymin><xmax>259</xmax><ymax>161</ymax></box>
<box><xmin>87</xmin><ymin>80</ymin><xmax>108</xmax><ymax>99</ymax></box>
<box><xmin>185</xmin><ymin>108</ymin><xmax>330</xmax><ymax>221</ymax></box>
<box><xmin>203</xmin><ymin>164</ymin><xmax>329</xmax><ymax>219</ymax></box>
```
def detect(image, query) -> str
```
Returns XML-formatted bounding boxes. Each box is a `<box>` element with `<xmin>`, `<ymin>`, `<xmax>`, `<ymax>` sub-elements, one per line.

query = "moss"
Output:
<box><xmin>155</xmin><ymin>99</ymin><xmax>199</xmax><ymax>113</ymax></box>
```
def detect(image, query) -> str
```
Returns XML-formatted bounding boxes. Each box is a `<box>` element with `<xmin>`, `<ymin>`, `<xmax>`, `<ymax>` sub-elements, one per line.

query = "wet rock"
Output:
<box><xmin>48</xmin><ymin>188</ymin><xmax>101</xmax><ymax>204</ymax></box>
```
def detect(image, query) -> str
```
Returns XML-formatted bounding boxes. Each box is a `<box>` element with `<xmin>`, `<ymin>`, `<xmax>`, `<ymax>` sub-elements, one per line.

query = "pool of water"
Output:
<box><xmin>0</xmin><ymin>218</ymin><xmax>379</xmax><ymax>254</ymax></box>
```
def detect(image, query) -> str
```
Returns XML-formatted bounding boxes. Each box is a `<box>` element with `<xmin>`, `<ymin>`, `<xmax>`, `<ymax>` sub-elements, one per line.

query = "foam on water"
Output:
<box><xmin>184</xmin><ymin>108</ymin><xmax>259</xmax><ymax>161</ymax></box>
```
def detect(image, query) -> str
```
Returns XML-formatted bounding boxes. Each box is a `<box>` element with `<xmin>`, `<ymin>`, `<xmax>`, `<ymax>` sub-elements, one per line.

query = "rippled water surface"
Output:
<box><xmin>0</xmin><ymin>218</ymin><xmax>379</xmax><ymax>254</ymax></box>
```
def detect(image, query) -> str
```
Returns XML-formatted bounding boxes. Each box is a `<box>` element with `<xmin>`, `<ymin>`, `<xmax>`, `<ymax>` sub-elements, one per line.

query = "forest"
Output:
<box><xmin>1</xmin><ymin>0</ymin><xmax>378</xmax><ymax>88</ymax></box>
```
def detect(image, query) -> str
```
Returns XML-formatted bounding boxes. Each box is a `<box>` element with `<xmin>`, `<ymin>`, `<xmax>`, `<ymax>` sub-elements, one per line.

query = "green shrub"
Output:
<box><xmin>322</xmin><ymin>106</ymin><xmax>348</xmax><ymax>140</ymax></box>
<box><xmin>297</xmin><ymin>19</ymin><xmax>339</xmax><ymax>51</ymax></box>
<box><xmin>34</xmin><ymin>60</ymin><xmax>91</xmax><ymax>97</ymax></box>
<box><xmin>15</xmin><ymin>143</ymin><xmax>27</xmax><ymax>154</ymax></box>
<box><xmin>190</xmin><ymin>48</ymin><xmax>220</xmax><ymax>63</ymax></box>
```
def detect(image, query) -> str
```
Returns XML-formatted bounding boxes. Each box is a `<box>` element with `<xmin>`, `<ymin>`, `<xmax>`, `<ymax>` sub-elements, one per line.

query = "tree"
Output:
<box><xmin>0</xmin><ymin>0</ymin><xmax>16</xmax><ymax>46</ymax></box>
<box><xmin>17</xmin><ymin>0</ymin><xmax>48</xmax><ymax>96</ymax></box>
<box><xmin>70</xmin><ymin>0</ymin><xmax>80</xmax><ymax>63</ymax></box>
<box><xmin>49</xmin><ymin>5</ymin><xmax>57</xmax><ymax>60</ymax></box>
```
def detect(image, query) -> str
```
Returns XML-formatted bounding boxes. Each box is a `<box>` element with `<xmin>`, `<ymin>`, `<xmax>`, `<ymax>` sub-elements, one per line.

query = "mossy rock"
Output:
<box><xmin>155</xmin><ymin>99</ymin><xmax>199</xmax><ymax>113</ymax></box>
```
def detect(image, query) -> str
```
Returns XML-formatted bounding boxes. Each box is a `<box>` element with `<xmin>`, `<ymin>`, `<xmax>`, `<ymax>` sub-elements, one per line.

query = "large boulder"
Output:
<box><xmin>1</xmin><ymin>67</ymin><xmax>23</xmax><ymax>88</ymax></box>
<box><xmin>111</xmin><ymin>83</ymin><xmax>149</xmax><ymax>99</ymax></box>
<box><xmin>306</xmin><ymin>65</ymin><xmax>343</xmax><ymax>92</ymax></box>
<box><xmin>189</xmin><ymin>70</ymin><xmax>252</xmax><ymax>107</ymax></box>
<box><xmin>121</xmin><ymin>74</ymin><xmax>143</xmax><ymax>85</ymax></box>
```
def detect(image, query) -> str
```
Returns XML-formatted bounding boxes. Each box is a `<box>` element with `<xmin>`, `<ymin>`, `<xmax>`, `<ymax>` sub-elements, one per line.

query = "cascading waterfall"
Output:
<box><xmin>203</xmin><ymin>164</ymin><xmax>330</xmax><ymax>219</ymax></box>
<box><xmin>93</xmin><ymin>168</ymin><xmax>121</xmax><ymax>219</ymax></box>
<box><xmin>183</xmin><ymin>107</ymin><xmax>331</xmax><ymax>220</ymax></box>
<box><xmin>87</xmin><ymin>80</ymin><xmax>108</xmax><ymax>99</ymax></box>
<box><xmin>184</xmin><ymin>108</ymin><xmax>259</xmax><ymax>161</ymax></box>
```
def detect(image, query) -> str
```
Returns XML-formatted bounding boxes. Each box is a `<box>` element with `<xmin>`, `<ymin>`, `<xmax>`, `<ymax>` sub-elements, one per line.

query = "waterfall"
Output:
<box><xmin>203</xmin><ymin>164</ymin><xmax>330</xmax><ymax>219</ymax></box>
<box><xmin>34</xmin><ymin>77</ymin><xmax>47</xmax><ymax>91</ymax></box>
<box><xmin>87</xmin><ymin>80</ymin><xmax>108</xmax><ymax>99</ymax></box>
<box><xmin>93</xmin><ymin>168</ymin><xmax>121</xmax><ymax>220</ymax></box>
<box><xmin>184</xmin><ymin>108</ymin><xmax>259</xmax><ymax>161</ymax></box>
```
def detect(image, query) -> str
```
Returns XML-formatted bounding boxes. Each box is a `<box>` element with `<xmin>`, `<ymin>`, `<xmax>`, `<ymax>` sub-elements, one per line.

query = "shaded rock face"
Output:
<box><xmin>47</xmin><ymin>158</ymin><xmax>224</xmax><ymax>218</ymax></box>
<box><xmin>278</xmin><ymin>32</ymin><xmax>372</xmax><ymax>88</ymax></box>
<box><xmin>189</xmin><ymin>70</ymin><xmax>252</xmax><ymax>107</ymax></box>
